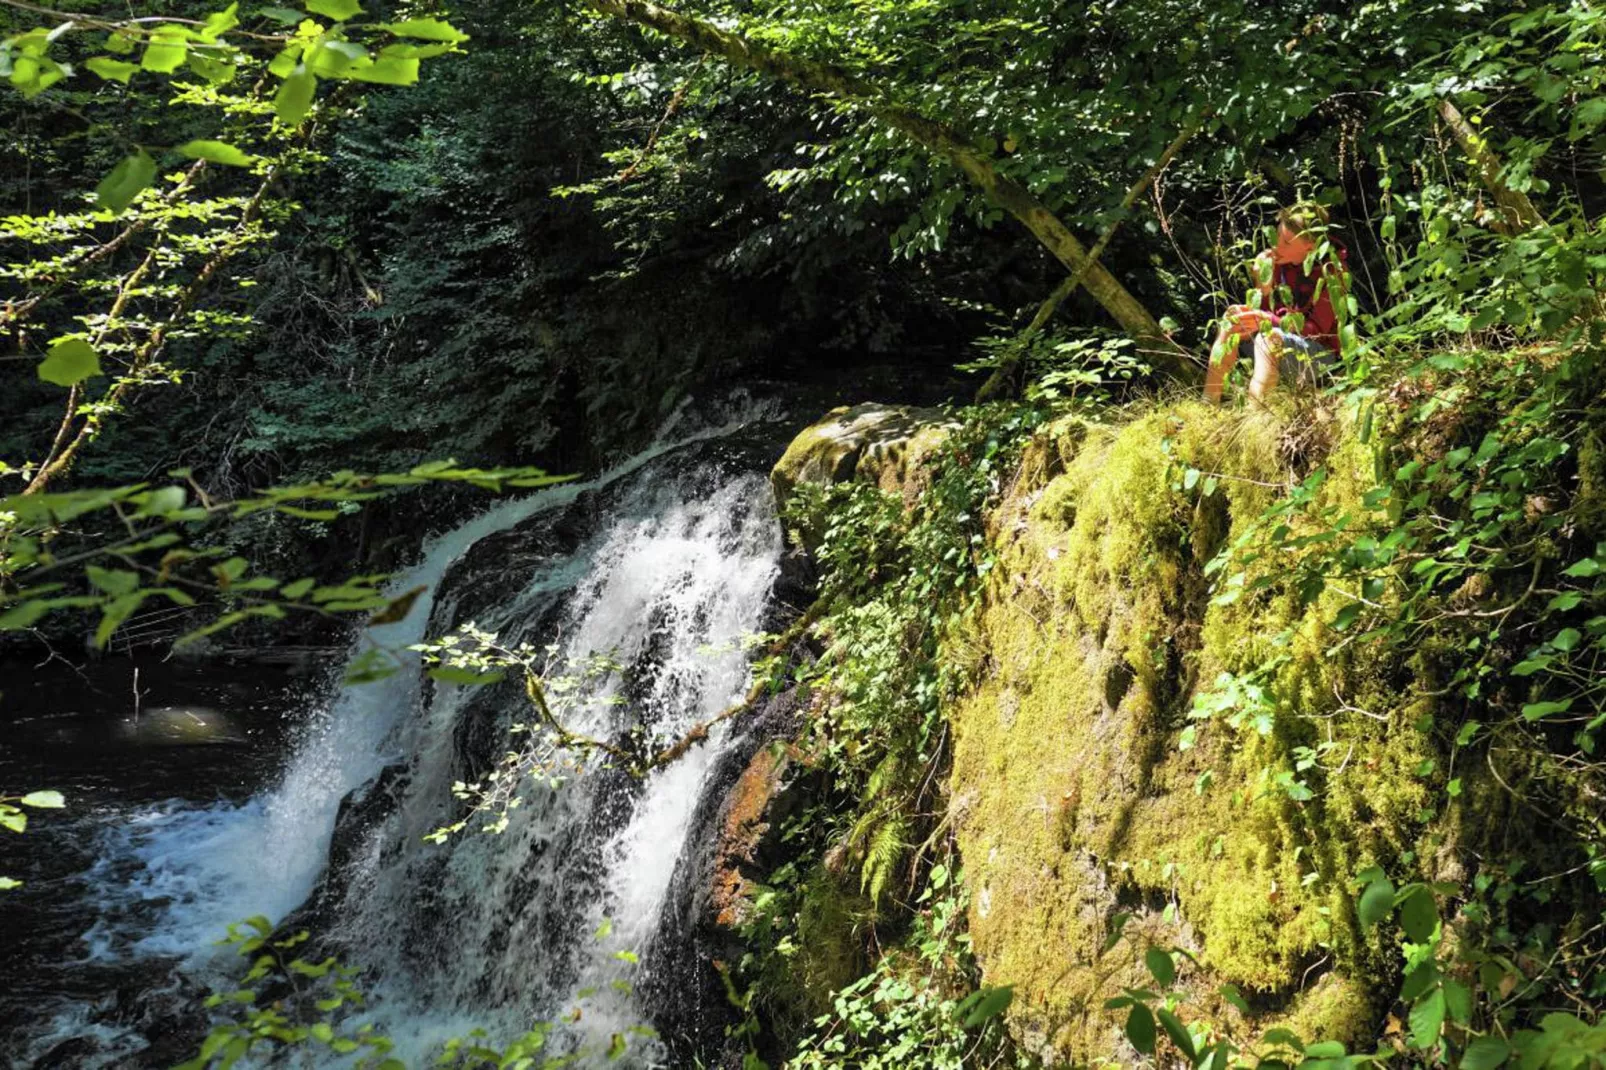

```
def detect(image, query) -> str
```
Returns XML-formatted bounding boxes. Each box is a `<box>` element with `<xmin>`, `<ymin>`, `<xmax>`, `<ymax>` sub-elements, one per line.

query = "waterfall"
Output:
<box><xmin>19</xmin><ymin>408</ymin><xmax>787</xmax><ymax>1067</ymax></box>
<box><xmin>325</xmin><ymin>461</ymin><xmax>781</xmax><ymax>1062</ymax></box>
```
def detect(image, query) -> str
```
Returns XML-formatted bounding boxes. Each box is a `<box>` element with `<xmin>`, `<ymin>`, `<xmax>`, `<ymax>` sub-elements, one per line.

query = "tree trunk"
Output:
<box><xmin>1437</xmin><ymin>97</ymin><xmax>1543</xmax><ymax>234</ymax></box>
<box><xmin>583</xmin><ymin>0</ymin><xmax>1196</xmax><ymax>381</ymax></box>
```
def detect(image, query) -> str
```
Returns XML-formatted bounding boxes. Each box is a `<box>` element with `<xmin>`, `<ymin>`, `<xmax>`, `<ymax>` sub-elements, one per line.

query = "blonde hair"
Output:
<box><xmin>1277</xmin><ymin>201</ymin><xmax>1330</xmax><ymax>239</ymax></box>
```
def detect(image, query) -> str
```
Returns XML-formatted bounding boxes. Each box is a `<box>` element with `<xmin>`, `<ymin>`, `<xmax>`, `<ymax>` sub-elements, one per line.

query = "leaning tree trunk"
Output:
<box><xmin>583</xmin><ymin>0</ymin><xmax>1196</xmax><ymax>381</ymax></box>
<box><xmin>1437</xmin><ymin>97</ymin><xmax>1544</xmax><ymax>234</ymax></box>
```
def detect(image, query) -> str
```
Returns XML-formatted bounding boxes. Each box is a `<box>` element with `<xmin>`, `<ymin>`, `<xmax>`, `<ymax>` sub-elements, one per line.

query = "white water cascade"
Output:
<box><xmin>24</xmin><ymin>412</ymin><xmax>787</xmax><ymax>1067</ymax></box>
<box><xmin>328</xmin><ymin>460</ymin><xmax>781</xmax><ymax>1062</ymax></box>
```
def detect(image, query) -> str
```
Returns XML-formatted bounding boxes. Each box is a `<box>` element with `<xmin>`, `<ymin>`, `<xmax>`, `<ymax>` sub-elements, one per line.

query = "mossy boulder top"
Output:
<box><xmin>770</xmin><ymin>402</ymin><xmax>955</xmax><ymax>512</ymax></box>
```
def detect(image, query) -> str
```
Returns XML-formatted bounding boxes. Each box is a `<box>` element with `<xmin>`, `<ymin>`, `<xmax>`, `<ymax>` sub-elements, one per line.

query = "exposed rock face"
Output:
<box><xmin>646</xmin><ymin>686</ymin><xmax>809</xmax><ymax>1063</ymax></box>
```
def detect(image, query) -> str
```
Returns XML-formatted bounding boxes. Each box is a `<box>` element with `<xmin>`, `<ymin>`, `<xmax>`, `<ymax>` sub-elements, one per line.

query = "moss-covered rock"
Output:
<box><xmin>945</xmin><ymin>399</ymin><xmax>1461</xmax><ymax>1061</ymax></box>
<box><xmin>771</xmin><ymin>404</ymin><xmax>954</xmax><ymax>548</ymax></box>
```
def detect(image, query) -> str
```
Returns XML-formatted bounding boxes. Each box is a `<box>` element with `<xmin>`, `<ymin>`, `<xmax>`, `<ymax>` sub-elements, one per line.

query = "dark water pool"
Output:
<box><xmin>0</xmin><ymin>653</ymin><xmax>323</xmax><ymax>1068</ymax></box>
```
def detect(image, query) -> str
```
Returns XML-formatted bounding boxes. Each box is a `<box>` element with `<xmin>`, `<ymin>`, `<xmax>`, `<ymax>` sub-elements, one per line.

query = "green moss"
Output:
<box><xmin>947</xmin><ymin>398</ymin><xmax>1449</xmax><ymax>1062</ymax></box>
<box><xmin>756</xmin><ymin>865</ymin><xmax>870</xmax><ymax>1045</ymax></box>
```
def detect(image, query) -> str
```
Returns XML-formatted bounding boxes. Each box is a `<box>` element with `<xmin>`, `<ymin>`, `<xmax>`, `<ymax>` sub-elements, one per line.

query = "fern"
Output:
<box><xmin>858</xmin><ymin>813</ymin><xmax>908</xmax><ymax>906</ymax></box>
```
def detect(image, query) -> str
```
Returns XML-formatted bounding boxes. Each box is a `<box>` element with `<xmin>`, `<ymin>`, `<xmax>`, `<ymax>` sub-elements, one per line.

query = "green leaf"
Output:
<box><xmin>1261</xmin><ymin>1027</ymin><xmax>1305</xmax><ymax>1052</ymax></box>
<box><xmin>1125</xmin><ymin>1004</ymin><xmax>1156</xmax><ymax>1056</ymax></box>
<box><xmin>1101</xmin><ymin>911</ymin><xmax>1131</xmax><ymax>953</ymax></box>
<box><xmin>1219</xmin><ymin>983</ymin><xmax>1251</xmax><ymax>1015</ymax></box>
<box><xmin>85</xmin><ymin>56</ymin><xmax>139</xmax><ymax>83</ymax></box>
<box><xmin>1443</xmin><ymin>978</ymin><xmax>1472</xmax><ymax>1025</ymax></box>
<box><xmin>37</xmin><ymin>338</ymin><xmax>102</xmax><ymax>386</ymax></box>
<box><xmin>1399</xmin><ymin>886</ymin><xmax>1438</xmax><ymax>942</ymax></box>
<box><xmin>274</xmin><ymin>64</ymin><xmax>316</xmax><ymax>126</ymax></box>
<box><xmin>305</xmin><ymin>0</ymin><xmax>363</xmax><ymax>20</ymax></box>
<box><xmin>1144</xmin><ymin>947</ymin><xmax>1176</xmax><ymax>987</ymax></box>
<box><xmin>95</xmin><ymin>150</ymin><xmax>156</xmax><ymax>214</ymax></box>
<box><xmin>20</xmin><ymin>790</ymin><xmax>64</xmax><ymax>808</ymax></box>
<box><xmin>1521</xmin><ymin>699</ymin><xmax>1572</xmax><ymax>721</ymax></box>
<box><xmin>142</xmin><ymin>32</ymin><xmax>189</xmax><ymax>73</ymax></box>
<box><xmin>374</xmin><ymin>18</ymin><xmax>468</xmax><ymax>42</ymax></box>
<box><xmin>1357</xmin><ymin>875</ymin><xmax>1396</xmax><ymax>929</ymax></box>
<box><xmin>1561</xmin><ymin>558</ymin><xmax>1601</xmax><ymax>578</ymax></box>
<box><xmin>86</xmin><ymin>565</ymin><xmax>139</xmax><ymax>596</ymax></box>
<box><xmin>177</xmin><ymin>139</ymin><xmax>258</xmax><ymax>167</ymax></box>
<box><xmin>1460</xmin><ymin>1036</ymin><xmax>1511</xmax><ymax>1070</ymax></box>
<box><xmin>0</xmin><ymin>876</ymin><xmax>21</xmax><ymax>890</ymax></box>
<box><xmin>1304</xmin><ymin>1041</ymin><xmax>1347</xmax><ymax>1058</ymax></box>
<box><xmin>1156</xmin><ymin>1008</ymin><xmax>1196</xmax><ymax>1061</ymax></box>
<box><xmin>1</xmin><ymin>810</ymin><xmax>26</xmax><ymax>833</ymax></box>
<box><xmin>428</xmin><ymin>667</ymin><xmax>506</xmax><ymax>686</ymax></box>
<box><xmin>280</xmin><ymin>578</ymin><xmax>317</xmax><ymax>600</ymax></box>
<box><xmin>1332</xmin><ymin>602</ymin><xmax>1362</xmax><ymax>630</ymax></box>
<box><xmin>347</xmin><ymin>54</ymin><xmax>418</xmax><ymax>85</ymax></box>
<box><xmin>962</xmin><ymin>985</ymin><xmax>1013</xmax><ymax>1028</ymax></box>
<box><xmin>0</xmin><ymin>600</ymin><xmax>50</xmax><ymax>631</ymax></box>
<box><xmin>1410</xmin><ymin>987</ymin><xmax>1447</xmax><ymax>1049</ymax></box>
<box><xmin>200</xmin><ymin>3</ymin><xmax>241</xmax><ymax>39</ymax></box>
<box><xmin>1551</xmin><ymin>628</ymin><xmax>1583</xmax><ymax>652</ymax></box>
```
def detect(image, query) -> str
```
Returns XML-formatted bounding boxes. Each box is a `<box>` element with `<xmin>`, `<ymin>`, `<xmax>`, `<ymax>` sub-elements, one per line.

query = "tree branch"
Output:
<box><xmin>976</xmin><ymin>120</ymin><xmax>1200</xmax><ymax>401</ymax></box>
<box><xmin>582</xmin><ymin>0</ymin><xmax>1196</xmax><ymax>380</ymax></box>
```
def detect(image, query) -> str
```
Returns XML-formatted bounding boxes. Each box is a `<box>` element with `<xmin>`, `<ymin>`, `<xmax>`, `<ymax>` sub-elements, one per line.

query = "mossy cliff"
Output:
<box><xmin>948</xmin><ymin>402</ymin><xmax>1402</xmax><ymax>1060</ymax></box>
<box><xmin>768</xmin><ymin>363</ymin><xmax>1605</xmax><ymax>1066</ymax></box>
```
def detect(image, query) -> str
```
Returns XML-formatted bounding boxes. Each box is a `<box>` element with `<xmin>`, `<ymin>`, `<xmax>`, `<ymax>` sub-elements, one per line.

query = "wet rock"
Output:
<box><xmin>280</xmin><ymin>762</ymin><xmax>410</xmax><ymax>938</ymax></box>
<box><xmin>645</xmin><ymin>686</ymin><xmax>808</xmax><ymax>1063</ymax></box>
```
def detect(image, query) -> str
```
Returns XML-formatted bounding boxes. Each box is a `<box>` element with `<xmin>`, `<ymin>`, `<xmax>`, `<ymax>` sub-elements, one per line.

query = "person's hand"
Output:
<box><xmin>1224</xmin><ymin>305</ymin><xmax>1279</xmax><ymax>336</ymax></box>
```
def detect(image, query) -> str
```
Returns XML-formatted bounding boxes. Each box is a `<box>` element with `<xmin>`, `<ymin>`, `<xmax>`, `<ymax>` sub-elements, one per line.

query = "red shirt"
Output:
<box><xmin>1270</xmin><ymin>246</ymin><xmax>1347</xmax><ymax>353</ymax></box>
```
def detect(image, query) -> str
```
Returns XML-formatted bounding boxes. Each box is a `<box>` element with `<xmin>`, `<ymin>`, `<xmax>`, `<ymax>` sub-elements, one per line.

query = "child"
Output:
<box><xmin>1204</xmin><ymin>203</ymin><xmax>1348</xmax><ymax>404</ymax></box>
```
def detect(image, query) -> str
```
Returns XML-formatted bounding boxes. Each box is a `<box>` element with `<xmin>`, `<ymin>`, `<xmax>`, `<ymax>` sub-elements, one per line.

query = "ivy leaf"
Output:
<box><xmin>275</xmin><ymin>65</ymin><xmax>316</xmax><ymax>126</ymax></box>
<box><xmin>1562</xmin><ymin>558</ymin><xmax>1601</xmax><ymax>578</ymax></box>
<box><xmin>177</xmin><ymin>139</ymin><xmax>258</xmax><ymax>167</ymax></box>
<box><xmin>37</xmin><ymin>338</ymin><xmax>103</xmax><ymax>387</ymax></box>
<box><xmin>84</xmin><ymin>56</ymin><xmax>139</xmax><ymax>83</ymax></box>
<box><xmin>305</xmin><ymin>0</ymin><xmax>363</xmax><ymax>20</ymax></box>
<box><xmin>20</xmin><ymin>790</ymin><xmax>65</xmax><ymax>808</ymax></box>
<box><xmin>1125</xmin><ymin>1004</ymin><xmax>1156</xmax><ymax>1055</ymax></box>
<box><xmin>95</xmin><ymin>150</ymin><xmax>156</xmax><ymax>214</ymax></box>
